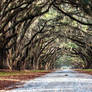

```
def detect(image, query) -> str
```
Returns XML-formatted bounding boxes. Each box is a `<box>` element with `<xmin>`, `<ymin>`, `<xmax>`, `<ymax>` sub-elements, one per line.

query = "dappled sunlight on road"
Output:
<box><xmin>8</xmin><ymin>69</ymin><xmax>92</xmax><ymax>92</ymax></box>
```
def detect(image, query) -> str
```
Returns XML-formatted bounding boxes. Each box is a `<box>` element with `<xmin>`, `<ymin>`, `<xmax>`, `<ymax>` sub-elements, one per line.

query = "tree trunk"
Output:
<box><xmin>0</xmin><ymin>48</ymin><xmax>7</xmax><ymax>69</ymax></box>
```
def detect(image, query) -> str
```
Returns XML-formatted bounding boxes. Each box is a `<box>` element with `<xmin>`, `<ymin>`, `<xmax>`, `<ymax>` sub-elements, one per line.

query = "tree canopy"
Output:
<box><xmin>0</xmin><ymin>0</ymin><xmax>92</xmax><ymax>70</ymax></box>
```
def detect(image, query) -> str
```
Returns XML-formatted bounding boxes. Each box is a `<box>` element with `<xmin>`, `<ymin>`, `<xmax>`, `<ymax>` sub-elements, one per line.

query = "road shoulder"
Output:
<box><xmin>0</xmin><ymin>70</ymin><xmax>53</xmax><ymax>90</ymax></box>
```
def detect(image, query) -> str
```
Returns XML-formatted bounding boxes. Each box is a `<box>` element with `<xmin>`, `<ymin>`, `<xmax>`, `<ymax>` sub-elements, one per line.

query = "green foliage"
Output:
<box><xmin>42</xmin><ymin>8</ymin><xmax>58</xmax><ymax>20</ymax></box>
<box><xmin>0</xmin><ymin>70</ymin><xmax>49</xmax><ymax>76</ymax></box>
<box><xmin>76</xmin><ymin>69</ymin><xmax>92</xmax><ymax>71</ymax></box>
<box><xmin>66</xmin><ymin>42</ymin><xmax>78</xmax><ymax>49</ymax></box>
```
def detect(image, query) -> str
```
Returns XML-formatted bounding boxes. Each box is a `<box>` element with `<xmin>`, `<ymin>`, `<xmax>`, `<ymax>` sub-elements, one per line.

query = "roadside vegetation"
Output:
<box><xmin>0</xmin><ymin>70</ymin><xmax>51</xmax><ymax>76</ymax></box>
<box><xmin>76</xmin><ymin>69</ymin><xmax>92</xmax><ymax>72</ymax></box>
<box><xmin>0</xmin><ymin>70</ymin><xmax>52</xmax><ymax>90</ymax></box>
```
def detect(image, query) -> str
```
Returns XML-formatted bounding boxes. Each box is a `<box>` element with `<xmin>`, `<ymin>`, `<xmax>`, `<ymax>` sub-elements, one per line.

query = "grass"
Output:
<box><xmin>75</xmin><ymin>69</ymin><xmax>92</xmax><ymax>72</ymax></box>
<box><xmin>0</xmin><ymin>72</ymin><xmax>17</xmax><ymax>76</ymax></box>
<box><xmin>0</xmin><ymin>70</ymin><xmax>50</xmax><ymax>76</ymax></box>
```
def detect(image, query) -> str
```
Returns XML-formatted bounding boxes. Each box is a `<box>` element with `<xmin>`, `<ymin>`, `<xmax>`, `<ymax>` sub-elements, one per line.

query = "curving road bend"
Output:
<box><xmin>8</xmin><ymin>69</ymin><xmax>92</xmax><ymax>92</ymax></box>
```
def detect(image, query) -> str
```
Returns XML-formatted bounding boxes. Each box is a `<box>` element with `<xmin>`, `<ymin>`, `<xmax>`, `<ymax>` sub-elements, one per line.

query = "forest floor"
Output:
<box><xmin>75</xmin><ymin>69</ymin><xmax>92</xmax><ymax>75</ymax></box>
<box><xmin>0</xmin><ymin>69</ymin><xmax>53</xmax><ymax>90</ymax></box>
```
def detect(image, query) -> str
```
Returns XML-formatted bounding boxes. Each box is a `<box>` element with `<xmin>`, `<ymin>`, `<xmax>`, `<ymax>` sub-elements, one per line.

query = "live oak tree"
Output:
<box><xmin>0</xmin><ymin>0</ymin><xmax>92</xmax><ymax>70</ymax></box>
